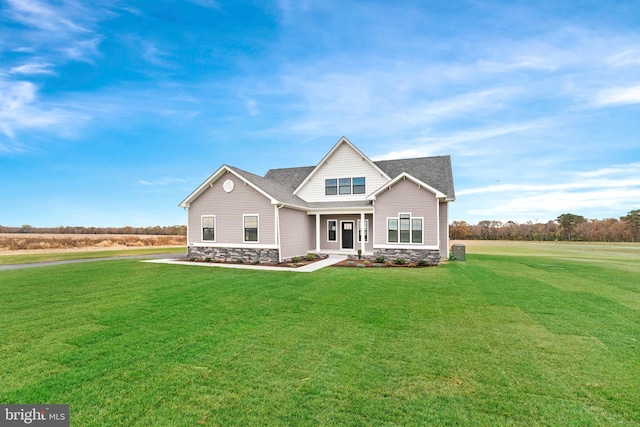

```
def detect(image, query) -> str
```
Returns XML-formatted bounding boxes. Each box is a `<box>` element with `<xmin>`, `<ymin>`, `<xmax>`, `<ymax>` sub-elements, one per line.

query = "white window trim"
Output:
<box><xmin>201</xmin><ymin>215</ymin><xmax>216</xmax><ymax>242</ymax></box>
<box><xmin>327</xmin><ymin>219</ymin><xmax>338</xmax><ymax>242</ymax></box>
<box><xmin>387</xmin><ymin>213</ymin><xmax>423</xmax><ymax>244</ymax></box>
<box><xmin>387</xmin><ymin>217</ymin><xmax>399</xmax><ymax>244</ymax></box>
<box><xmin>243</xmin><ymin>214</ymin><xmax>259</xmax><ymax>243</ymax></box>
<box><xmin>357</xmin><ymin>219</ymin><xmax>369</xmax><ymax>243</ymax></box>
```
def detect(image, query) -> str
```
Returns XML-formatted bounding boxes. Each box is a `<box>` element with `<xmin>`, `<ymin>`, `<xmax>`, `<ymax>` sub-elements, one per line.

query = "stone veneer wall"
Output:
<box><xmin>188</xmin><ymin>246</ymin><xmax>280</xmax><ymax>264</ymax></box>
<box><xmin>372</xmin><ymin>248</ymin><xmax>441</xmax><ymax>265</ymax></box>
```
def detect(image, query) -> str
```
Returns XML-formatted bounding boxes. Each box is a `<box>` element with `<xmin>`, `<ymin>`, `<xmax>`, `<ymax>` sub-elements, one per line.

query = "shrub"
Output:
<box><xmin>373</xmin><ymin>263</ymin><xmax>382</xmax><ymax>268</ymax></box>
<box><xmin>418</xmin><ymin>259</ymin><xmax>429</xmax><ymax>267</ymax></box>
<box><xmin>394</xmin><ymin>258</ymin><xmax>405</xmax><ymax>265</ymax></box>
<box><xmin>363</xmin><ymin>260</ymin><xmax>371</xmax><ymax>266</ymax></box>
<box><xmin>385</xmin><ymin>261</ymin><xmax>393</xmax><ymax>267</ymax></box>
<box><xmin>347</xmin><ymin>261</ymin><xmax>355</xmax><ymax>266</ymax></box>
<box><xmin>189</xmin><ymin>257</ymin><xmax>196</xmax><ymax>262</ymax></box>
<box><xmin>374</xmin><ymin>256</ymin><xmax>385</xmax><ymax>263</ymax></box>
<box><xmin>305</xmin><ymin>253</ymin><xmax>316</xmax><ymax>261</ymax></box>
<box><xmin>357</xmin><ymin>249</ymin><xmax>362</xmax><ymax>260</ymax></box>
<box><xmin>291</xmin><ymin>256</ymin><xmax>301</xmax><ymax>263</ymax></box>
<box><xmin>252</xmin><ymin>259</ymin><xmax>260</xmax><ymax>265</ymax></box>
<box><xmin>205</xmin><ymin>257</ymin><xmax>211</xmax><ymax>262</ymax></box>
<box><xmin>407</xmin><ymin>262</ymin><xmax>417</xmax><ymax>268</ymax></box>
<box><xmin>236</xmin><ymin>258</ymin><xmax>244</xmax><ymax>264</ymax></box>
<box><xmin>357</xmin><ymin>264</ymin><xmax>365</xmax><ymax>268</ymax></box>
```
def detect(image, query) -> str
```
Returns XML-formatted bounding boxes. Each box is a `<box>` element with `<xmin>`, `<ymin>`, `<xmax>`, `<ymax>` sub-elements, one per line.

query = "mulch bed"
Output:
<box><xmin>332</xmin><ymin>260</ymin><xmax>436</xmax><ymax>268</ymax></box>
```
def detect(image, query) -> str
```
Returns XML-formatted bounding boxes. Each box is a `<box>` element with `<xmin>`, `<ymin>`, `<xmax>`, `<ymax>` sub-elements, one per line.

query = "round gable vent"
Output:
<box><xmin>223</xmin><ymin>179</ymin><xmax>235</xmax><ymax>193</ymax></box>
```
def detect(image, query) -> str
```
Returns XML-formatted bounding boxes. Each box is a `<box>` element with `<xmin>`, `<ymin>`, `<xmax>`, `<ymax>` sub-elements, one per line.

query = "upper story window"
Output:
<box><xmin>325</xmin><ymin>177</ymin><xmax>366</xmax><ymax>196</ymax></box>
<box><xmin>339</xmin><ymin>178</ymin><xmax>352</xmax><ymax>194</ymax></box>
<box><xmin>353</xmin><ymin>177</ymin><xmax>365</xmax><ymax>194</ymax></box>
<box><xmin>325</xmin><ymin>179</ymin><xmax>337</xmax><ymax>195</ymax></box>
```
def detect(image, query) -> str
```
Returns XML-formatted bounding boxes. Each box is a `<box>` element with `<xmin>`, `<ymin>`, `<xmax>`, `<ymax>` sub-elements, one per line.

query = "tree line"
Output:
<box><xmin>450</xmin><ymin>210</ymin><xmax>640</xmax><ymax>242</ymax></box>
<box><xmin>0</xmin><ymin>225</ymin><xmax>187</xmax><ymax>236</ymax></box>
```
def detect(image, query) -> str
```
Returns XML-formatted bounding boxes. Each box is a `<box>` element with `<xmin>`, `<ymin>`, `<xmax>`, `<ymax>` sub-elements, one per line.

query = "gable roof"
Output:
<box><xmin>291</xmin><ymin>136</ymin><xmax>391</xmax><ymax>196</ymax></box>
<box><xmin>375</xmin><ymin>156</ymin><xmax>455</xmax><ymax>201</ymax></box>
<box><xmin>178</xmin><ymin>164</ymin><xmax>308</xmax><ymax>209</ymax></box>
<box><xmin>367</xmin><ymin>172</ymin><xmax>446</xmax><ymax>200</ymax></box>
<box><xmin>264</xmin><ymin>166</ymin><xmax>315</xmax><ymax>193</ymax></box>
<box><xmin>180</xmin><ymin>138</ymin><xmax>455</xmax><ymax>209</ymax></box>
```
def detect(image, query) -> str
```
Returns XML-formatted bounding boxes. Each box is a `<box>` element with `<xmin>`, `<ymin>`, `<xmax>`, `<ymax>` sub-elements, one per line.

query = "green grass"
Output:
<box><xmin>0</xmin><ymin>246</ymin><xmax>185</xmax><ymax>265</ymax></box>
<box><xmin>1</xmin><ymin>244</ymin><xmax>639</xmax><ymax>426</ymax></box>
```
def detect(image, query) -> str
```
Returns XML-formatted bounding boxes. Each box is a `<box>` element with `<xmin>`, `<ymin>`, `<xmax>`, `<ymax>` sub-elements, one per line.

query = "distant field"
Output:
<box><xmin>454</xmin><ymin>239</ymin><xmax>640</xmax><ymax>268</ymax></box>
<box><xmin>0</xmin><ymin>233</ymin><xmax>186</xmax><ymax>252</ymax></box>
<box><xmin>0</xmin><ymin>234</ymin><xmax>186</xmax><ymax>265</ymax></box>
<box><xmin>1</xmin><ymin>242</ymin><xmax>638</xmax><ymax>425</ymax></box>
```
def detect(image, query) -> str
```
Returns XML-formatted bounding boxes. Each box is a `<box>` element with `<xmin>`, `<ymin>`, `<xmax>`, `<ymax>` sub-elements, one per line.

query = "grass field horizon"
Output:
<box><xmin>1</xmin><ymin>242</ymin><xmax>638</xmax><ymax>425</ymax></box>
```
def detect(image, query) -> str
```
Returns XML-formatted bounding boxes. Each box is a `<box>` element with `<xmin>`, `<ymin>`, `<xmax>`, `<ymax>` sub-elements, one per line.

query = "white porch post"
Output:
<box><xmin>315</xmin><ymin>213</ymin><xmax>321</xmax><ymax>252</ymax></box>
<box><xmin>360</xmin><ymin>212</ymin><xmax>365</xmax><ymax>254</ymax></box>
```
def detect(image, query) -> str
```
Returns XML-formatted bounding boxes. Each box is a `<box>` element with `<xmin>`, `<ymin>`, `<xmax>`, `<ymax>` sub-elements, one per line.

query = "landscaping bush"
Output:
<box><xmin>305</xmin><ymin>253</ymin><xmax>316</xmax><ymax>261</ymax></box>
<box><xmin>374</xmin><ymin>256</ymin><xmax>385</xmax><ymax>263</ymax></box>
<box><xmin>252</xmin><ymin>259</ymin><xmax>260</xmax><ymax>265</ymax></box>
<box><xmin>291</xmin><ymin>256</ymin><xmax>301</xmax><ymax>263</ymax></box>
<box><xmin>236</xmin><ymin>258</ymin><xmax>244</xmax><ymax>264</ymax></box>
<box><xmin>418</xmin><ymin>259</ymin><xmax>429</xmax><ymax>266</ymax></box>
<box><xmin>394</xmin><ymin>258</ymin><xmax>406</xmax><ymax>265</ymax></box>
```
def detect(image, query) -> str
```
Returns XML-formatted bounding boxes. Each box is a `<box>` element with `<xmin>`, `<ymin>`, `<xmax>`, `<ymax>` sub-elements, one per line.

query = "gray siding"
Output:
<box><xmin>439</xmin><ymin>202</ymin><xmax>449</xmax><ymax>257</ymax></box>
<box><xmin>188</xmin><ymin>173</ymin><xmax>276</xmax><ymax>245</ymax></box>
<box><xmin>279</xmin><ymin>207</ymin><xmax>314</xmax><ymax>259</ymax></box>
<box><xmin>319</xmin><ymin>214</ymin><xmax>373</xmax><ymax>252</ymax></box>
<box><xmin>374</xmin><ymin>179</ymin><xmax>439</xmax><ymax>246</ymax></box>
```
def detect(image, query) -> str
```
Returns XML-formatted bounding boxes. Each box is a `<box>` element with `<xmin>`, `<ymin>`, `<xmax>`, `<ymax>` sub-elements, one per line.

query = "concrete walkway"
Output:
<box><xmin>142</xmin><ymin>255</ymin><xmax>348</xmax><ymax>273</ymax></box>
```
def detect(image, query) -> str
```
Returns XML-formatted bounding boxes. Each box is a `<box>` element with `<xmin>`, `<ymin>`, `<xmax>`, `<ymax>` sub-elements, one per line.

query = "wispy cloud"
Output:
<box><xmin>9</xmin><ymin>62</ymin><xmax>56</xmax><ymax>75</ymax></box>
<box><xmin>593</xmin><ymin>85</ymin><xmax>640</xmax><ymax>106</ymax></box>
<box><xmin>458</xmin><ymin>162</ymin><xmax>640</xmax><ymax>220</ymax></box>
<box><xmin>0</xmin><ymin>78</ymin><xmax>90</xmax><ymax>144</ymax></box>
<box><xmin>138</xmin><ymin>177</ymin><xmax>189</xmax><ymax>186</ymax></box>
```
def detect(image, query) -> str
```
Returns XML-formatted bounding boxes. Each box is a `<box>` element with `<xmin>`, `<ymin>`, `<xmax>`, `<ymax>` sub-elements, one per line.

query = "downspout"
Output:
<box><xmin>183</xmin><ymin>206</ymin><xmax>189</xmax><ymax>258</ymax></box>
<box><xmin>275</xmin><ymin>204</ymin><xmax>284</xmax><ymax>263</ymax></box>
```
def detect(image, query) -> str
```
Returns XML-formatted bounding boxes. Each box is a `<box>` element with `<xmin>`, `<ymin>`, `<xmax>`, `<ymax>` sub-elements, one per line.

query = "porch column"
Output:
<box><xmin>315</xmin><ymin>213</ymin><xmax>321</xmax><ymax>252</ymax></box>
<box><xmin>360</xmin><ymin>212</ymin><xmax>365</xmax><ymax>254</ymax></box>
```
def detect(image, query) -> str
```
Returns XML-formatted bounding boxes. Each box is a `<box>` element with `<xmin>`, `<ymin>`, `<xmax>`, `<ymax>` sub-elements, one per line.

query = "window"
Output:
<box><xmin>244</xmin><ymin>215</ymin><xmax>258</xmax><ymax>242</ymax></box>
<box><xmin>325</xmin><ymin>179</ymin><xmax>337</xmax><ymax>195</ymax></box>
<box><xmin>400</xmin><ymin>214</ymin><xmax>411</xmax><ymax>243</ymax></box>
<box><xmin>357</xmin><ymin>219</ymin><xmax>368</xmax><ymax>243</ymax></box>
<box><xmin>388</xmin><ymin>218</ymin><xmax>398</xmax><ymax>242</ymax></box>
<box><xmin>388</xmin><ymin>214</ymin><xmax>423</xmax><ymax>244</ymax></box>
<box><xmin>326</xmin><ymin>176</ymin><xmax>366</xmax><ymax>196</ymax></box>
<box><xmin>412</xmin><ymin>218</ymin><xmax>423</xmax><ymax>243</ymax></box>
<box><xmin>327</xmin><ymin>220</ymin><xmax>337</xmax><ymax>241</ymax></box>
<box><xmin>202</xmin><ymin>216</ymin><xmax>215</xmax><ymax>241</ymax></box>
<box><xmin>339</xmin><ymin>178</ymin><xmax>351</xmax><ymax>195</ymax></box>
<box><xmin>353</xmin><ymin>177</ymin><xmax>365</xmax><ymax>194</ymax></box>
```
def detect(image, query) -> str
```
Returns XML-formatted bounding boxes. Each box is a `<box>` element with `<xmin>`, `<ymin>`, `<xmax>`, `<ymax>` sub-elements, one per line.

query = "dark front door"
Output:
<box><xmin>341</xmin><ymin>221</ymin><xmax>354</xmax><ymax>249</ymax></box>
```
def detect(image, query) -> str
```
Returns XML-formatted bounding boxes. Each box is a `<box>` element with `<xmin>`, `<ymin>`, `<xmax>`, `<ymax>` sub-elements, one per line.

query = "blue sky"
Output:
<box><xmin>1</xmin><ymin>0</ymin><xmax>639</xmax><ymax>227</ymax></box>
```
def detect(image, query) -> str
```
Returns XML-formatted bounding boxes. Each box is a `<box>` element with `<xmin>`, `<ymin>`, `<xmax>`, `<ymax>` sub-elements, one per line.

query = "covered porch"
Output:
<box><xmin>307</xmin><ymin>206</ymin><xmax>374</xmax><ymax>257</ymax></box>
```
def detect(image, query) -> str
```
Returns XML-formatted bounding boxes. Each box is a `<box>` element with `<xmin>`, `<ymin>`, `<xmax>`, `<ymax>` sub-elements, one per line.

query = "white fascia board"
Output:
<box><xmin>276</xmin><ymin>202</ymin><xmax>309</xmax><ymax>212</ymax></box>
<box><xmin>306</xmin><ymin>206</ymin><xmax>374</xmax><ymax>215</ymax></box>
<box><xmin>292</xmin><ymin>136</ymin><xmax>391</xmax><ymax>195</ymax></box>
<box><xmin>179</xmin><ymin>165</ymin><xmax>229</xmax><ymax>208</ymax></box>
<box><xmin>367</xmin><ymin>172</ymin><xmax>446</xmax><ymax>200</ymax></box>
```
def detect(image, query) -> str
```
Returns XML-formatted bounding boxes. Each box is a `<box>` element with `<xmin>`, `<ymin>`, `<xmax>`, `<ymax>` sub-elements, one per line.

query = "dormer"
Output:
<box><xmin>294</xmin><ymin>137</ymin><xmax>391</xmax><ymax>203</ymax></box>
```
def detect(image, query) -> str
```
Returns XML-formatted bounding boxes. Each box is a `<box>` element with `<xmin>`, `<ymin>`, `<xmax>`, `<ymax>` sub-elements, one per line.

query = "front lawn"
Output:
<box><xmin>1</xmin><ymin>247</ymin><xmax>638</xmax><ymax>426</ymax></box>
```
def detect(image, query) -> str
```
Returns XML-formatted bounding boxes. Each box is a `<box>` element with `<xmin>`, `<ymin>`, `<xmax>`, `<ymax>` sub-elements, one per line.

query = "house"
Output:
<box><xmin>179</xmin><ymin>137</ymin><xmax>455</xmax><ymax>265</ymax></box>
